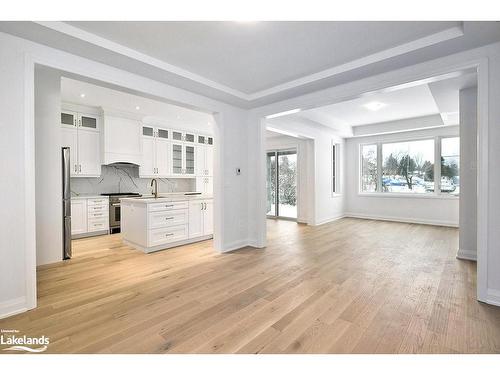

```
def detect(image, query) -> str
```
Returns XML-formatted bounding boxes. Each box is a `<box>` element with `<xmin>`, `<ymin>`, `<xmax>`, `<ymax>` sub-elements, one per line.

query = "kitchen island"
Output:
<box><xmin>120</xmin><ymin>193</ymin><xmax>213</xmax><ymax>253</ymax></box>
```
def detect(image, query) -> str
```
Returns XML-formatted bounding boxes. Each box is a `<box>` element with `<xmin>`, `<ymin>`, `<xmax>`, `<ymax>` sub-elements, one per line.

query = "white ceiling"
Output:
<box><xmin>297</xmin><ymin>84</ymin><xmax>440</xmax><ymax>129</ymax></box>
<box><xmin>61</xmin><ymin>78</ymin><xmax>215</xmax><ymax>133</ymax></box>
<box><xmin>0</xmin><ymin>21</ymin><xmax>497</xmax><ymax>107</ymax></box>
<box><xmin>66</xmin><ymin>21</ymin><xmax>460</xmax><ymax>94</ymax></box>
<box><xmin>287</xmin><ymin>71</ymin><xmax>477</xmax><ymax>136</ymax></box>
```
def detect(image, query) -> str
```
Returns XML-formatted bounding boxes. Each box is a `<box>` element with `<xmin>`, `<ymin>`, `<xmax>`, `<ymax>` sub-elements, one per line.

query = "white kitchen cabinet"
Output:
<box><xmin>78</xmin><ymin>130</ymin><xmax>101</xmax><ymax>176</ymax></box>
<box><xmin>203</xmin><ymin>200</ymin><xmax>214</xmax><ymax>235</ymax></box>
<box><xmin>71</xmin><ymin>199</ymin><xmax>88</xmax><ymax>235</ymax></box>
<box><xmin>196</xmin><ymin>144</ymin><xmax>214</xmax><ymax>176</ymax></box>
<box><xmin>188</xmin><ymin>200</ymin><xmax>204</xmax><ymax>238</ymax></box>
<box><xmin>71</xmin><ymin>197</ymin><xmax>109</xmax><ymax>238</ymax></box>
<box><xmin>61</xmin><ymin>114</ymin><xmax>101</xmax><ymax>177</ymax></box>
<box><xmin>172</xmin><ymin>130</ymin><xmax>196</xmax><ymax>143</ymax></box>
<box><xmin>103</xmin><ymin>115</ymin><xmax>142</xmax><ymax>165</ymax></box>
<box><xmin>140</xmin><ymin>135</ymin><xmax>156</xmax><ymax>176</ymax></box>
<box><xmin>61</xmin><ymin>110</ymin><xmax>78</xmax><ymax>128</ymax></box>
<box><xmin>196</xmin><ymin>176</ymin><xmax>213</xmax><ymax>194</ymax></box>
<box><xmin>139</xmin><ymin>126</ymin><xmax>171</xmax><ymax>177</ymax></box>
<box><xmin>188</xmin><ymin>199</ymin><xmax>213</xmax><ymax>238</ymax></box>
<box><xmin>171</xmin><ymin>142</ymin><xmax>196</xmax><ymax>176</ymax></box>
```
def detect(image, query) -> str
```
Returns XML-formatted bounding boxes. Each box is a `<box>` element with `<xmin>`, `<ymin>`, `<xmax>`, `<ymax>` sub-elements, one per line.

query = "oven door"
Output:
<box><xmin>109</xmin><ymin>201</ymin><xmax>121</xmax><ymax>228</ymax></box>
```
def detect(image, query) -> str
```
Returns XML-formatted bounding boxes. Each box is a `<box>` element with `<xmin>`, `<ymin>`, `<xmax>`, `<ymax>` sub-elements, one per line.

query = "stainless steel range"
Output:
<box><xmin>101</xmin><ymin>193</ymin><xmax>141</xmax><ymax>233</ymax></box>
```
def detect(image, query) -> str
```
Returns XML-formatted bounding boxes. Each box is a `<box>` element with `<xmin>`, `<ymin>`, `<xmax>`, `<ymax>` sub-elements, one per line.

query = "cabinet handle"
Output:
<box><xmin>165</xmin><ymin>204</ymin><xmax>174</xmax><ymax>208</ymax></box>
<box><xmin>165</xmin><ymin>217</ymin><xmax>174</xmax><ymax>220</ymax></box>
<box><xmin>74</xmin><ymin>165</ymin><xmax>77</xmax><ymax>172</ymax></box>
<box><xmin>165</xmin><ymin>233</ymin><xmax>174</xmax><ymax>237</ymax></box>
<box><xmin>79</xmin><ymin>164</ymin><xmax>82</xmax><ymax>172</ymax></box>
<box><xmin>201</xmin><ymin>203</ymin><xmax>203</xmax><ymax>211</ymax></box>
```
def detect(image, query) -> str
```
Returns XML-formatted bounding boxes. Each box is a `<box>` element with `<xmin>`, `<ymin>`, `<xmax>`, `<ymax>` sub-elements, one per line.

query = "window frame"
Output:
<box><xmin>358</xmin><ymin>135</ymin><xmax>459</xmax><ymax>199</ymax></box>
<box><xmin>332</xmin><ymin>141</ymin><xmax>341</xmax><ymax>196</ymax></box>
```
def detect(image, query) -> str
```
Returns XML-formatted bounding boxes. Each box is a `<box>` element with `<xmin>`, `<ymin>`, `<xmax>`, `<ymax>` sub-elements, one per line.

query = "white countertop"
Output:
<box><xmin>71</xmin><ymin>195</ymin><xmax>108</xmax><ymax>200</ymax></box>
<box><xmin>121</xmin><ymin>193</ymin><xmax>213</xmax><ymax>204</ymax></box>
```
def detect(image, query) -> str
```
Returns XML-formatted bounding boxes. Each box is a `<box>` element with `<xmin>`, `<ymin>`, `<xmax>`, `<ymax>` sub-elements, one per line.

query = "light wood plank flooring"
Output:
<box><xmin>1</xmin><ymin>218</ymin><xmax>500</xmax><ymax>353</ymax></box>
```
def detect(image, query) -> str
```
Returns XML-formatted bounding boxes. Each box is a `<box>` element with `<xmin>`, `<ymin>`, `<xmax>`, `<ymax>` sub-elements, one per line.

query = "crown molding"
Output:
<box><xmin>35</xmin><ymin>22</ymin><xmax>464</xmax><ymax>103</ymax></box>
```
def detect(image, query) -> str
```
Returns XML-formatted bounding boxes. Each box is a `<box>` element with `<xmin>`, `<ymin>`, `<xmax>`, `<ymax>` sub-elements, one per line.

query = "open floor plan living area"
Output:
<box><xmin>2</xmin><ymin>16</ymin><xmax>500</xmax><ymax>361</ymax></box>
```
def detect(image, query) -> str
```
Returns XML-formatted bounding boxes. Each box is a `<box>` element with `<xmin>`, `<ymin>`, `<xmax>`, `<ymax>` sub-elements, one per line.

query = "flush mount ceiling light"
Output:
<box><xmin>363</xmin><ymin>101</ymin><xmax>387</xmax><ymax>111</ymax></box>
<box><xmin>266</xmin><ymin>108</ymin><xmax>301</xmax><ymax>119</ymax></box>
<box><xmin>80</xmin><ymin>93</ymin><xmax>86</xmax><ymax>98</ymax></box>
<box><xmin>135</xmin><ymin>106</ymin><xmax>140</xmax><ymax>110</ymax></box>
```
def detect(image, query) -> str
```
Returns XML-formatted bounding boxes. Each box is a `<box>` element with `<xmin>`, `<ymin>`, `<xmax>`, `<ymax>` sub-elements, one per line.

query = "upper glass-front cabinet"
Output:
<box><xmin>197</xmin><ymin>134</ymin><xmax>214</xmax><ymax>145</ymax></box>
<box><xmin>142</xmin><ymin>126</ymin><xmax>154</xmax><ymax>137</ymax></box>
<box><xmin>61</xmin><ymin>111</ymin><xmax>77</xmax><ymax>127</ymax></box>
<box><xmin>61</xmin><ymin>110</ymin><xmax>99</xmax><ymax>131</ymax></box>
<box><xmin>157</xmin><ymin>128</ymin><xmax>169</xmax><ymax>139</ymax></box>
<box><xmin>79</xmin><ymin>114</ymin><xmax>98</xmax><ymax>130</ymax></box>
<box><xmin>172</xmin><ymin>131</ymin><xmax>195</xmax><ymax>143</ymax></box>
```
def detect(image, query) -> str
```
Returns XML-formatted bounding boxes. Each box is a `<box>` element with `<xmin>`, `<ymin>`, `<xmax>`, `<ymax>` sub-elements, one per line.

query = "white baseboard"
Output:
<box><xmin>0</xmin><ymin>296</ymin><xmax>27</xmax><ymax>320</ymax></box>
<box><xmin>485</xmin><ymin>289</ymin><xmax>500</xmax><ymax>307</ymax></box>
<box><xmin>311</xmin><ymin>215</ymin><xmax>346</xmax><ymax>226</ymax></box>
<box><xmin>344</xmin><ymin>212</ymin><xmax>458</xmax><ymax>228</ymax></box>
<box><xmin>456</xmin><ymin>248</ymin><xmax>477</xmax><ymax>261</ymax></box>
<box><xmin>220</xmin><ymin>239</ymin><xmax>251</xmax><ymax>253</ymax></box>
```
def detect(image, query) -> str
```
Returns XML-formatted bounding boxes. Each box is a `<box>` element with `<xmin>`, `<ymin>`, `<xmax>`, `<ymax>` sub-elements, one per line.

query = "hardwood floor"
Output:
<box><xmin>1</xmin><ymin>218</ymin><xmax>500</xmax><ymax>353</ymax></box>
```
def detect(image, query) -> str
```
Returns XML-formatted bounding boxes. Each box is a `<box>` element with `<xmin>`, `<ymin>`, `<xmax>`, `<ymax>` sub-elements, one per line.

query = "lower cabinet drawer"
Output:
<box><xmin>87</xmin><ymin>198</ymin><xmax>108</xmax><ymax>206</ymax></box>
<box><xmin>148</xmin><ymin>224</ymin><xmax>188</xmax><ymax>247</ymax></box>
<box><xmin>149</xmin><ymin>209</ymin><xmax>188</xmax><ymax>229</ymax></box>
<box><xmin>88</xmin><ymin>211</ymin><xmax>109</xmax><ymax>219</ymax></box>
<box><xmin>88</xmin><ymin>204</ymin><xmax>108</xmax><ymax>213</ymax></box>
<box><xmin>88</xmin><ymin>217</ymin><xmax>108</xmax><ymax>232</ymax></box>
<box><xmin>148</xmin><ymin>201</ymin><xmax>188</xmax><ymax>212</ymax></box>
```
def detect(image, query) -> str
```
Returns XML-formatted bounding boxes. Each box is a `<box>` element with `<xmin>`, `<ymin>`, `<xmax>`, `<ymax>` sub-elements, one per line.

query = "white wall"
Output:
<box><xmin>0</xmin><ymin>36</ymin><xmax>30</xmax><ymax>317</ymax></box>
<box><xmin>344</xmin><ymin>126</ymin><xmax>460</xmax><ymax>227</ymax></box>
<box><xmin>35</xmin><ymin>67</ymin><xmax>63</xmax><ymax>266</ymax></box>
<box><xmin>0</xmin><ymin>31</ymin><xmax>252</xmax><ymax>318</ymax></box>
<box><xmin>458</xmin><ymin>87</ymin><xmax>477</xmax><ymax>260</ymax></box>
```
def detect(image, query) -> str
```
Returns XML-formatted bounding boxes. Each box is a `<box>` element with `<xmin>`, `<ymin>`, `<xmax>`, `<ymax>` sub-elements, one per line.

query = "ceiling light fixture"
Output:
<box><xmin>135</xmin><ymin>106</ymin><xmax>140</xmax><ymax>110</ymax></box>
<box><xmin>266</xmin><ymin>108</ymin><xmax>301</xmax><ymax>119</ymax></box>
<box><xmin>80</xmin><ymin>93</ymin><xmax>86</xmax><ymax>98</ymax></box>
<box><xmin>363</xmin><ymin>101</ymin><xmax>387</xmax><ymax>111</ymax></box>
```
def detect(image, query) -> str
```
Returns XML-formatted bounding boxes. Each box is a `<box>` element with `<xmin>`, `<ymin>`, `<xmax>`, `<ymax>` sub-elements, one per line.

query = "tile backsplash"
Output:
<box><xmin>71</xmin><ymin>164</ymin><xmax>196</xmax><ymax>196</ymax></box>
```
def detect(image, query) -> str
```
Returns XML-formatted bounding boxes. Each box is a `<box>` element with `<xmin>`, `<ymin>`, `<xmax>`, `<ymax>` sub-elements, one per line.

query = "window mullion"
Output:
<box><xmin>377</xmin><ymin>142</ymin><xmax>383</xmax><ymax>193</ymax></box>
<box><xmin>434</xmin><ymin>136</ymin><xmax>441</xmax><ymax>195</ymax></box>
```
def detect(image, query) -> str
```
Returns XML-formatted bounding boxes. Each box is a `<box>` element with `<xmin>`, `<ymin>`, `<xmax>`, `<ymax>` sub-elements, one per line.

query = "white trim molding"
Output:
<box><xmin>485</xmin><ymin>289</ymin><xmax>500</xmax><ymax>307</ymax></box>
<box><xmin>0</xmin><ymin>297</ymin><xmax>27</xmax><ymax>319</ymax></box>
<box><xmin>311</xmin><ymin>215</ymin><xmax>346</xmax><ymax>226</ymax></box>
<box><xmin>344</xmin><ymin>212</ymin><xmax>458</xmax><ymax>228</ymax></box>
<box><xmin>456</xmin><ymin>248</ymin><xmax>477</xmax><ymax>261</ymax></box>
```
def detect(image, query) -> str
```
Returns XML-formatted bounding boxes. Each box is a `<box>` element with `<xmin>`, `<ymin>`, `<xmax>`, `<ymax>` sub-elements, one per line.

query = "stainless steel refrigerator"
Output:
<box><xmin>62</xmin><ymin>147</ymin><xmax>72</xmax><ymax>259</ymax></box>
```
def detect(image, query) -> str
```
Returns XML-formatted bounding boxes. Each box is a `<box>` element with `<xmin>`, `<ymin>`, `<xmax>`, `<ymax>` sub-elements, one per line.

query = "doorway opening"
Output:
<box><xmin>266</xmin><ymin>149</ymin><xmax>298</xmax><ymax>220</ymax></box>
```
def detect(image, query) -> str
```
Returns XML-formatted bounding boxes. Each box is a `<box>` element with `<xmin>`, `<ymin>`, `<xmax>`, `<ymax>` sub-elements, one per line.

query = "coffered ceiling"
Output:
<box><xmin>0</xmin><ymin>21</ymin><xmax>498</xmax><ymax>108</ymax></box>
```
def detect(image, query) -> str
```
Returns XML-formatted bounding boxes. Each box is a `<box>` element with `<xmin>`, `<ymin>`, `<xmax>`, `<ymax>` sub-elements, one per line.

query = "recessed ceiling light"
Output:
<box><xmin>135</xmin><ymin>106</ymin><xmax>140</xmax><ymax>110</ymax></box>
<box><xmin>80</xmin><ymin>93</ymin><xmax>86</xmax><ymax>98</ymax></box>
<box><xmin>363</xmin><ymin>101</ymin><xmax>387</xmax><ymax>111</ymax></box>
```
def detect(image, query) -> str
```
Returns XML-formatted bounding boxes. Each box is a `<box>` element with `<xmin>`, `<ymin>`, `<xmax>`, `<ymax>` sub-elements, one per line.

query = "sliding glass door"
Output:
<box><xmin>266</xmin><ymin>149</ymin><xmax>297</xmax><ymax>219</ymax></box>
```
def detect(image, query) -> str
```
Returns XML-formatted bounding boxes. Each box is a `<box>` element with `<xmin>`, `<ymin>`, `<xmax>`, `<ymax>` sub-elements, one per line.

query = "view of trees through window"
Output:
<box><xmin>441</xmin><ymin>137</ymin><xmax>460</xmax><ymax>195</ymax></box>
<box><xmin>382</xmin><ymin>139</ymin><xmax>434</xmax><ymax>193</ymax></box>
<box><xmin>361</xmin><ymin>144</ymin><xmax>377</xmax><ymax>192</ymax></box>
<box><xmin>361</xmin><ymin>137</ymin><xmax>460</xmax><ymax>195</ymax></box>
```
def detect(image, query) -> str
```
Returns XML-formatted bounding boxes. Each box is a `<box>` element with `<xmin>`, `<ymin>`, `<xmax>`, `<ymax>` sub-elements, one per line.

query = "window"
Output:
<box><xmin>361</xmin><ymin>144</ymin><xmax>378</xmax><ymax>192</ymax></box>
<box><xmin>360</xmin><ymin>137</ymin><xmax>459</xmax><ymax>196</ymax></box>
<box><xmin>332</xmin><ymin>143</ymin><xmax>337</xmax><ymax>194</ymax></box>
<box><xmin>381</xmin><ymin>139</ymin><xmax>434</xmax><ymax>194</ymax></box>
<box><xmin>441</xmin><ymin>137</ymin><xmax>460</xmax><ymax>196</ymax></box>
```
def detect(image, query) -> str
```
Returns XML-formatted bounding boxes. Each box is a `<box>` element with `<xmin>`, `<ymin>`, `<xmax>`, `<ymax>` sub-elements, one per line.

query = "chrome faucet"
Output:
<box><xmin>151</xmin><ymin>178</ymin><xmax>159</xmax><ymax>199</ymax></box>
